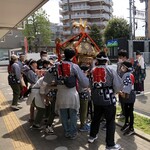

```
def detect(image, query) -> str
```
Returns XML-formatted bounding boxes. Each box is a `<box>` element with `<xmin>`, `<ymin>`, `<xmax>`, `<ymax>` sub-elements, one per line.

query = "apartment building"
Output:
<box><xmin>50</xmin><ymin>23</ymin><xmax>63</xmax><ymax>45</ymax></box>
<box><xmin>59</xmin><ymin>0</ymin><xmax>113</xmax><ymax>39</ymax></box>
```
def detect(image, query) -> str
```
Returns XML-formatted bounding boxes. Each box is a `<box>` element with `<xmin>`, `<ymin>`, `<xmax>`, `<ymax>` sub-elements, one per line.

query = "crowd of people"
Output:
<box><xmin>7</xmin><ymin>48</ymin><xmax>146</xmax><ymax>150</ymax></box>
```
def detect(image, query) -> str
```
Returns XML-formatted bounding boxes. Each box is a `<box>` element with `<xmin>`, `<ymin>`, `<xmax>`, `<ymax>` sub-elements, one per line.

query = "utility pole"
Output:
<box><xmin>129</xmin><ymin>0</ymin><xmax>134</xmax><ymax>59</ymax></box>
<box><xmin>67</xmin><ymin>0</ymin><xmax>73</xmax><ymax>35</ymax></box>
<box><xmin>129</xmin><ymin>0</ymin><xmax>133</xmax><ymax>40</ymax></box>
<box><xmin>145</xmin><ymin>0</ymin><xmax>148</xmax><ymax>39</ymax></box>
<box><xmin>133</xmin><ymin>0</ymin><xmax>136</xmax><ymax>40</ymax></box>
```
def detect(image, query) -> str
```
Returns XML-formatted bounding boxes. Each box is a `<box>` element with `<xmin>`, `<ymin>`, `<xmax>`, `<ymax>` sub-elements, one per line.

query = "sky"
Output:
<box><xmin>42</xmin><ymin>0</ymin><xmax>145</xmax><ymax>36</ymax></box>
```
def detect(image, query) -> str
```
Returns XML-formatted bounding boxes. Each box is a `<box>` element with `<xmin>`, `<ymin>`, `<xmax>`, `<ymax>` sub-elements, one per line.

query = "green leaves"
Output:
<box><xmin>89</xmin><ymin>24</ymin><xmax>103</xmax><ymax>48</ymax></box>
<box><xmin>23</xmin><ymin>8</ymin><xmax>52</xmax><ymax>52</ymax></box>
<box><xmin>104</xmin><ymin>17</ymin><xmax>130</xmax><ymax>42</ymax></box>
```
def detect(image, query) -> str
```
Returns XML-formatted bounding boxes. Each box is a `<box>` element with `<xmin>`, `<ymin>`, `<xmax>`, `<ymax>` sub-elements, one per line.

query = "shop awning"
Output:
<box><xmin>0</xmin><ymin>0</ymin><xmax>48</xmax><ymax>39</ymax></box>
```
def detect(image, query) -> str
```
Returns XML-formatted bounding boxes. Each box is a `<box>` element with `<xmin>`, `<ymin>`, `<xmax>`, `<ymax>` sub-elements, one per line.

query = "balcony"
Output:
<box><xmin>90</xmin><ymin>5</ymin><xmax>111</xmax><ymax>13</ymax></box>
<box><xmin>63</xmin><ymin>23</ymin><xmax>70</xmax><ymax>28</ymax></box>
<box><xmin>71</xmin><ymin>6</ymin><xmax>90</xmax><ymax>11</ymax></box>
<box><xmin>61</xmin><ymin>14</ymin><xmax>91</xmax><ymax>21</ymax></box>
<box><xmin>71</xmin><ymin>14</ymin><xmax>91</xmax><ymax>19</ymax></box>
<box><xmin>91</xmin><ymin>13</ymin><xmax>111</xmax><ymax>20</ymax></box>
<box><xmin>98</xmin><ymin>0</ymin><xmax>113</xmax><ymax>6</ymax></box>
<box><xmin>89</xmin><ymin>21</ymin><xmax>108</xmax><ymax>27</ymax></box>
<box><xmin>63</xmin><ymin>30</ymin><xmax>71</xmax><ymax>35</ymax></box>
<box><xmin>59</xmin><ymin>9</ymin><xmax>67</xmax><ymax>15</ymax></box>
<box><xmin>99</xmin><ymin>14</ymin><xmax>110</xmax><ymax>20</ymax></box>
<box><xmin>61</xmin><ymin>0</ymin><xmax>90</xmax><ymax>4</ymax></box>
<box><xmin>90</xmin><ymin>14</ymin><xmax>110</xmax><ymax>19</ymax></box>
<box><xmin>60</xmin><ymin>0</ymin><xmax>113</xmax><ymax>6</ymax></box>
<box><xmin>60</xmin><ymin>15</ymin><xmax>69</xmax><ymax>21</ymax></box>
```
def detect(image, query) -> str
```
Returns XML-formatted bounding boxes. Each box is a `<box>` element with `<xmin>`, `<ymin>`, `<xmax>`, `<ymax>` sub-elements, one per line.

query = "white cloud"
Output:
<box><xmin>42</xmin><ymin>0</ymin><xmax>60</xmax><ymax>23</ymax></box>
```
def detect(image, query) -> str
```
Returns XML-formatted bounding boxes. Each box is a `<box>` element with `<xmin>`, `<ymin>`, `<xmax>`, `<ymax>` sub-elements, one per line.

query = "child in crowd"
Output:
<box><xmin>119</xmin><ymin>61</ymin><xmax>136</xmax><ymax>136</ymax></box>
<box><xmin>117</xmin><ymin>49</ymin><xmax>129</xmax><ymax>119</ymax></box>
<box><xmin>27</xmin><ymin>76</ymin><xmax>55</xmax><ymax>129</ymax></box>
<box><xmin>78</xmin><ymin>64</ymin><xmax>91</xmax><ymax>132</ymax></box>
<box><xmin>27</xmin><ymin>76</ymin><xmax>46</xmax><ymax>129</ymax></box>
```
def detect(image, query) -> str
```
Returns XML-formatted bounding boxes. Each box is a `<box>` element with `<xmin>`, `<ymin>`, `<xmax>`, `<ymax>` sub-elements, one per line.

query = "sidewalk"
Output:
<box><xmin>0</xmin><ymin>68</ymin><xmax>150</xmax><ymax>150</ymax></box>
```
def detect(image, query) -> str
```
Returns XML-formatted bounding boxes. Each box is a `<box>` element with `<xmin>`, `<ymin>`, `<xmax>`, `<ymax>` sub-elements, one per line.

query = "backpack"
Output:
<box><xmin>64</xmin><ymin>75</ymin><xmax>76</xmax><ymax>88</ymax></box>
<box><xmin>59</xmin><ymin>62</ymin><xmax>76</xmax><ymax>88</ymax></box>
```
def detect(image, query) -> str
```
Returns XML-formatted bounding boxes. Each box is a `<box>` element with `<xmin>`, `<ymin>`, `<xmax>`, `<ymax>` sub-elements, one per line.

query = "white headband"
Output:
<box><xmin>96</xmin><ymin>56</ymin><xmax>109</xmax><ymax>61</ymax></box>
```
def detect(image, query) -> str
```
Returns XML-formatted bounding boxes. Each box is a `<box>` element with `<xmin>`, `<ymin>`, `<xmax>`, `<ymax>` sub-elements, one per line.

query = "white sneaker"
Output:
<box><xmin>10</xmin><ymin>105</ymin><xmax>20</xmax><ymax>110</ymax></box>
<box><xmin>88</xmin><ymin>135</ymin><xmax>98</xmax><ymax>143</ymax></box>
<box><xmin>31</xmin><ymin>124</ymin><xmax>43</xmax><ymax>130</ymax></box>
<box><xmin>23</xmin><ymin>97</ymin><xmax>28</xmax><ymax>101</ymax></box>
<box><xmin>106</xmin><ymin>144</ymin><xmax>121</xmax><ymax>150</ymax></box>
<box><xmin>45</xmin><ymin>126</ymin><xmax>54</xmax><ymax>134</ymax></box>
<box><xmin>17</xmin><ymin>102</ymin><xmax>21</xmax><ymax>105</ymax></box>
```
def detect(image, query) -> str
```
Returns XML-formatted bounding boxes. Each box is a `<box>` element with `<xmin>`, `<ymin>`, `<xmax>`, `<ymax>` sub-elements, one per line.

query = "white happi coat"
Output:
<box><xmin>27</xmin><ymin>77</ymin><xmax>48</xmax><ymax>108</ymax></box>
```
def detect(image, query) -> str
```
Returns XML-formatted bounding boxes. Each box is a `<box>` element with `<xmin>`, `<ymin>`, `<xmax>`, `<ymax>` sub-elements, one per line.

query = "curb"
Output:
<box><xmin>116</xmin><ymin>120</ymin><xmax>150</xmax><ymax>142</ymax></box>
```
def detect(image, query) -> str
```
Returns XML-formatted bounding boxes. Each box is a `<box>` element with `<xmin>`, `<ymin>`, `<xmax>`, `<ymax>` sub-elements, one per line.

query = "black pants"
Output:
<box><xmin>87</xmin><ymin>100</ymin><xmax>93</xmax><ymax>120</ymax></box>
<box><xmin>90</xmin><ymin>104</ymin><xmax>116</xmax><ymax>147</ymax></box>
<box><xmin>134</xmin><ymin>81</ymin><xmax>144</xmax><ymax>92</ymax></box>
<box><xmin>124</xmin><ymin>103</ymin><xmax>134</xmax><ymax>129</ymax></box>
<box><xmin>119</xmin><ymin>94</ymin><xmax>125</xmax><ymax>116</ymax></box>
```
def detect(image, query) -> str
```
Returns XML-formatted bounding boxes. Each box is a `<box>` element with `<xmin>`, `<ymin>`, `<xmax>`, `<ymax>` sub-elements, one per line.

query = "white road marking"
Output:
<box><xmin>55</xmin><ymin>147</ymin><xmax>68</xmax><ymax>150</ymax></box>
<box><xmin>45</xmin><ymin>134</ymin><xmax>58</xmax><ymax>140</ymax></box>
<box><xmin>136</xmin><ymin>91</ymin><xmax>150</xmax><ymax>97</ymax></box>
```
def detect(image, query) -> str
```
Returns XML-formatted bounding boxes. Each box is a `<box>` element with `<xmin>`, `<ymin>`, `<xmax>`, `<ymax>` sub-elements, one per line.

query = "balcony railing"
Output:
<box><xmin>60</xmin><ymin>0</ymin><xmax>113</xmax><ymax>5</ymax></box>
<box><xmin>71</xmin><ymin>14</ymin><xmax>91</xmax><ymax>19</ymax></box>
<box><xmin>91</xmin><ymin>0</ymin><xmax>113</xmax><ymax>6</ymax></box>
<box><xmin>60</xmin><ymin>0</ymin><xmax>90</xmax><ymax>4</ymax></box>
<box><xmin>60</xmin><ymin>15</ymin><xmax>70</xmax><ymax>21</ymax></box>
<box><xmin>63</xmin><ymin>31</ymin><xmax>71</xmax><ymax>35</ymax></box>
<box><xmin>91</xmin><ymin>14</ymin><xmax>110</xmax><ymax>20</ymax></box>
<box><xmin>61</xmin><ymin>13</ymin><xmax>110</xmax><ymax>21</ymax></box>
<box><xmin>71</xmin><ymin>6</ymin><xmax>90</xmax><ymax>11</ymax></box>
<box><xmin>59</xmin><ymin>8</ymin><xmax>68</xmax><ymax>14</ymax></box>
<box><xmin>99</xmin><ymin>14</ymin><xmax>110</xmax><ymax>20</ymax></box>
<box><xmin>63</xmin><ymin>23</ymin><xmax>70</xmax><ymax>27</ymax></box>
<box><xmin>60</xmin><ymin>5</ymin><xmax>113</xmax><ymax>13</ymax></box>
<box><xmin>91</xmin><ymin>5</ymin><xmax>111</xmax><ymax>12</ymax></box>
<box><xmin>89</xmin><ymin>21</ymin><xmax>108</xmax><ymax>27</ymax></box>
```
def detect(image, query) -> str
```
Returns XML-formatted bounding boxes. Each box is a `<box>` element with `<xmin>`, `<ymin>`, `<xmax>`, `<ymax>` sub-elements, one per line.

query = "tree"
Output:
<box><xmin>89</xmin><ymin>24</ymin><xmax>103</xmax><ymax>48</ymax></box>
<box><xmin>23</xmin><ymin>8</ymin><xmax>51</xmax><ymax>52</ymax></box>
<box><xmin>104</xmin><ymin>17</ymin><xmax>130</xmax><ymax>42</ymax></box>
